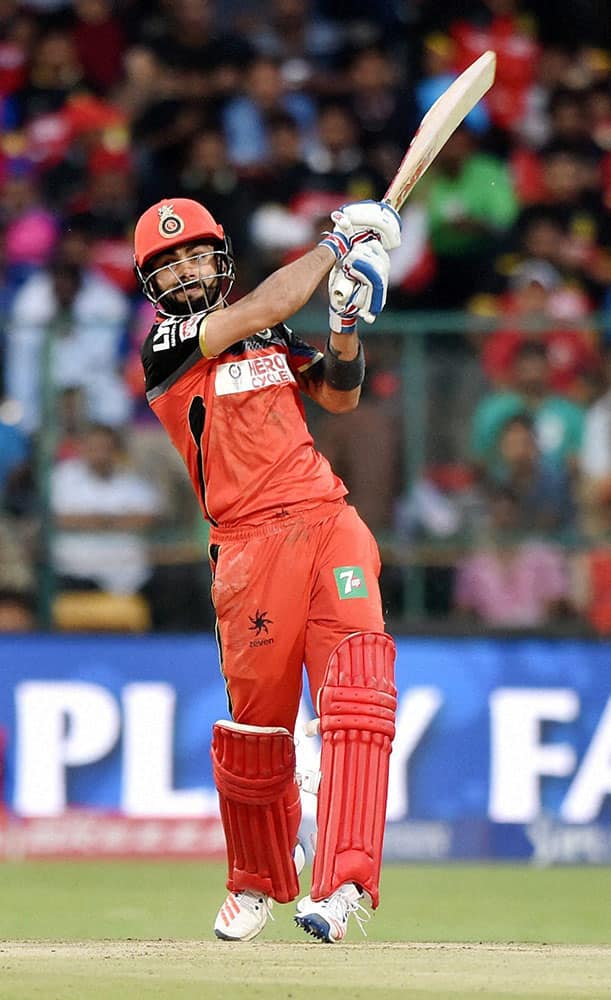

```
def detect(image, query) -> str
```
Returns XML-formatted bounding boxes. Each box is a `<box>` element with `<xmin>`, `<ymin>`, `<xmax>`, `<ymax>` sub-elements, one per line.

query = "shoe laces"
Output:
<box><xmin>327</xmin><ymin>885</ymin><xmax>370</xmax><ymax>938</ymax></box>
<box><xmin>234</xmin><ymin>890</ymin><xmax>275</xmax><ymax>922</ymax></box>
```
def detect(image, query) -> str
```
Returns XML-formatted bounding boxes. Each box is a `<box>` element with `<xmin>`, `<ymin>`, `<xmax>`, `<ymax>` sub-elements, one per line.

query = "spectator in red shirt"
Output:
<box><xmin>450</xmin><ymin>0</ymin><xmax>540</xmax><ymax>133</ymax></box>
<box><xmin>72</xmin><ymin>0</ymin><xmax>126</xmax><ymax>92</ymax></box>
<box><xmin>481</xmin><ymin>260</ymin><xmax>601</xmax><ymax>401</ymax></box>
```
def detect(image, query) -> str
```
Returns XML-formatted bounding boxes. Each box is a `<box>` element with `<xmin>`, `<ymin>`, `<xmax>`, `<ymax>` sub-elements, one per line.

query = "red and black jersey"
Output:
<box><xmin>141</xmin><ymin>314</ymin><xmax>347</xmax><ymax>527</ymax></box>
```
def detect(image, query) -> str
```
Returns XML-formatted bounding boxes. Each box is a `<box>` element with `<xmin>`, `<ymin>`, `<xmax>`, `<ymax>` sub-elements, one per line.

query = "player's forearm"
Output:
<box><xmin>203</xmin><ymin>245</ymin><xmax>335</xmax><ymax>357</ymax></box>
<box><xmin>311</xmin><ymin>331</ymin><xmax>361</xmax><ymax>410</ymax></box>
<box><xmin>304</xmin><ymin>333</ymin><xmax>364</xmax><ymax>413</ymax></box>
<box><xmin>328</xmin><ymin>330</ymin><xmax>359</xmax><ymax>360</ymax></box>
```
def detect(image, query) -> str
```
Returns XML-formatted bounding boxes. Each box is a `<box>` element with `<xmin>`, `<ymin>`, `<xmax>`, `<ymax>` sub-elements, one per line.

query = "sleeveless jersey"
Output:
<box><xmin>141</xmin><ymin>314</ymin><xmax>347</xmax><ymax>527</ymax></box>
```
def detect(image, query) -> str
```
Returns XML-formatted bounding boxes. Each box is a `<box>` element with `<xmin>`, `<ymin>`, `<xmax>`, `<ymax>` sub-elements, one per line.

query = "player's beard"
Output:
<box><xmin>161</xmin><ymin>274</ymin><xmax>221</xmax><ymax>316</ymax></box>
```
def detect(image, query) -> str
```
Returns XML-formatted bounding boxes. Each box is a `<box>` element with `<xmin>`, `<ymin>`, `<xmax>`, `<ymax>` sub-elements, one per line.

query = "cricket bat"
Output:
<box><xmin>383</xmin><ymin>49</ymin><xmax>496</xmax><ymax>213</ymax></box>
<box><xmin>332</xmin><ymin>49</ymin><xmax>496</xmax><ymax>308</ymax></box>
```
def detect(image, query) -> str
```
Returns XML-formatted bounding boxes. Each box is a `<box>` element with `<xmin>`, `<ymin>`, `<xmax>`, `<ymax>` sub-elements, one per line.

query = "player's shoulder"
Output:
<box><xmin>141</xmin><ymin>313</ymin><xmax>204</xmax><ymax>393</ymax></box>
<box><xmin>141</xmin><ymin>313</ymin><xmax>202</xmax><ymax>354</ymax></box>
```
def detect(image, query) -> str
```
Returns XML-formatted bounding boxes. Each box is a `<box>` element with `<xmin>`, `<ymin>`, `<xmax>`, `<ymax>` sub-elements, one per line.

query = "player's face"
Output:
<box><xmin>147</xmin><ymin>241</ymin><xmax>226</xmax><ymax>315</ymax></box>
<box><xmin>153</xmin><ymin>242</ymin><xmax>217</xmax><ymax>300</ymax></box>
<box><xmin>141</xmin><ymin>232</ymin><xmax>235</xmax><ymax>318</ymax></box>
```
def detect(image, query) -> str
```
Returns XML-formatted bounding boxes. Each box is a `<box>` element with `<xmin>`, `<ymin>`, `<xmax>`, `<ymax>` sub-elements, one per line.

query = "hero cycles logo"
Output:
<box><xmin>216</xmin><ymin>353</ymin><xmax>295</xmax><ymax>396</ymax></box>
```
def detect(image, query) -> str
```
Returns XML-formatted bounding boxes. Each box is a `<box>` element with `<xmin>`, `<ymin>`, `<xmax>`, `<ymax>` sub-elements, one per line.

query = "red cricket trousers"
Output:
<box><xmin>209</xmin><ymin>499</ymin><xmax>385</xmax><ymax>730</ymax></box>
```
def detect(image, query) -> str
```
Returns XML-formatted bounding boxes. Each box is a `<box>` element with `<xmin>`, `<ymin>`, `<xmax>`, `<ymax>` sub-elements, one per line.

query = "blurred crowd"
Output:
<box><xmin>0</xmin><ymin>0</ymin><xmax>610</xmax><ymax>634</ymax></box>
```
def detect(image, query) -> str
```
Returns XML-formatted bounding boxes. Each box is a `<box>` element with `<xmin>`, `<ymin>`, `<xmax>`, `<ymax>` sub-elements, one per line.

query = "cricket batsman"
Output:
<box><xmin>134</xmin><ymin>195</ymin><xmax>400</xmax><ymax>942</ymax></box>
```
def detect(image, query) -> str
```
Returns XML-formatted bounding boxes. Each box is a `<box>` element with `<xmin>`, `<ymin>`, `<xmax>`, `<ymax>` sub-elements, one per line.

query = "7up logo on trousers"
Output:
<box><xmin>333</xmin><ymin>566</ymin><xmax>369</xmax><ymax>599</ymax></box>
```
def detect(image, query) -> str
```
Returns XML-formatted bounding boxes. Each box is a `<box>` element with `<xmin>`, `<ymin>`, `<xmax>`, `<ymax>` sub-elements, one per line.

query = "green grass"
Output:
<box><xmin>1</xmin><ymin>862</ymin><xmax>610</xmax><ymax>998</ymax></box>
<box><xmin>1</xmin><ymin>861</ymin><xmax>610</xmax><ymax>943</ymax></box>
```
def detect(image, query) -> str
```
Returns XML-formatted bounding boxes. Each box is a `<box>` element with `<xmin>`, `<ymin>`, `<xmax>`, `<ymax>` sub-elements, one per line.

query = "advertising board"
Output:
<box><xmin>1</xmin><ymin>635</ymin><xmax>610</xmax><ymax>862</ymax></box>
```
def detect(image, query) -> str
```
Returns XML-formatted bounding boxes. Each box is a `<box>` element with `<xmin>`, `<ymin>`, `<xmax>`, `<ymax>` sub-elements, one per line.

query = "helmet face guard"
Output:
<box><xmin>136</xmin><ymin>238</ymin><xmax>235</xmax><ymax>318</ymax></box>
<box><xmin>133</xmin><ymin>199</ymin><xmax>235</xmax><ymax>318</ymax></box>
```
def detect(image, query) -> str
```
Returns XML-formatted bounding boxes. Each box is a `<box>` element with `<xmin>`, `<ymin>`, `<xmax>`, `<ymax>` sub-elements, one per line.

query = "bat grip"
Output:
<box><xmin>331</xmin><ymin>274</ymin><xmax>355</xmax><ymax>306</ymax></box>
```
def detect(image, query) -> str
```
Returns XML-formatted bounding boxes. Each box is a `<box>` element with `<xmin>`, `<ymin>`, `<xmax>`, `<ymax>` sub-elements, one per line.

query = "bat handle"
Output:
<box><xmin>331</xmin><ymin>274</ymin><xmax>355</xmax><ymax>306</ymax></box>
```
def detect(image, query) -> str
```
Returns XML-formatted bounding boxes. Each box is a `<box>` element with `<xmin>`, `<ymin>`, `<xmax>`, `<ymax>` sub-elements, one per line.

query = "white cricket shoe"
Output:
<box><xmin>214</xmin><ymin>843</ymin><xmax>306</xmax><ymax>942</ymax></box>
<box><xmin>294</xmin><ymin>882</ymin><xmax>369</xmax><ymax>943</ymax></box>
<box><xmin>214</xmin><ymin>890</ymin><xmax>273</xmax><ymax>942</ymax></box>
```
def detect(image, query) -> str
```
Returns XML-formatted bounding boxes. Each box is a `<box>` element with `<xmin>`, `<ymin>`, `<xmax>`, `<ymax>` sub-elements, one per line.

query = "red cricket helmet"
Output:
<box><xmin>133</xmin><ymin>198</ymin><xmax>225</xmax><ymax>270</ymax></box>
<box><xmin>133</xmin><ymin>198</ymin><xmax>234</xmax><ymax>318</ymax></box>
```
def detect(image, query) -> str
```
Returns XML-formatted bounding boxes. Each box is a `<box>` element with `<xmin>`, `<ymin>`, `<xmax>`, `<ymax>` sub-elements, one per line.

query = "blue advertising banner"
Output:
<box><xmin>1</xmin><ymin>634</ymin><xmax>610</xmax><ymax>861</ymax></box>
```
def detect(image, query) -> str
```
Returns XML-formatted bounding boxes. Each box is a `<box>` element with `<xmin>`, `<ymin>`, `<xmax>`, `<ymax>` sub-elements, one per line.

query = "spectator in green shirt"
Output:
<box><xmin>470</xmin><ymin>342</ymin><xmax>584</xmax><ymax>478</ymax></box>
<box><xmin>425</xmin><ymin>126</ymin><xmax>519</xmax><ymax>306</ymax></box>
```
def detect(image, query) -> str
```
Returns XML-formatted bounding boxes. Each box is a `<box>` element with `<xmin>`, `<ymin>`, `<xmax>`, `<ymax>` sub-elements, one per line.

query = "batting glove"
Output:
<box><xmin>318</xmin><ymin>228</ymin><xmax>352</xmax><ymax>262</ymax></box>
<box><xmin>328</xmin><ymin>239</ymin><xmax>391</xmax><ymax>331</ymax></box>
<box><xmin>330</xmin><ymin>199</ymin><xmax>402</xmax><ymax>251</ymax></box>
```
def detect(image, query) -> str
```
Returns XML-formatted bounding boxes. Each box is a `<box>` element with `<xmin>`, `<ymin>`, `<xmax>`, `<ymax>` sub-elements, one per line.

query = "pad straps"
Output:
<box><xmin>212</xmin><ymin>720</ymin><xmax>302</xmax><ymax>903</ymax></box>
<box><xmin>311</xmin><ymin>632</ymin><xmax>397</xmax><ymax>908</ymax></box>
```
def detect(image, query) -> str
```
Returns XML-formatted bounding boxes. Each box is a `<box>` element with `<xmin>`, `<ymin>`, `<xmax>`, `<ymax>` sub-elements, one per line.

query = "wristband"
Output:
<box><xmin>323</xmin><ymin>338</ymin><xmax>365</xmax><ymax>391</ymax></box>
<box><xmin>328</xmin><ymin>306</ymin><xmax>358</xmax><ymax>335</ymax></box>
<box><xmin>318</xmin><ymin>231</ymin><xmax>351</xmax><ymax>261</ymax></box>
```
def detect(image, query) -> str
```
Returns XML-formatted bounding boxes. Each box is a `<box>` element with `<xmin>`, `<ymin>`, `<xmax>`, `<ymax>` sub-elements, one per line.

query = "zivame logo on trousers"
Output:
<box><xmin>248</xmin><ymin>609</ymin><xmax>274</xmax><ymax>647</ymax></box>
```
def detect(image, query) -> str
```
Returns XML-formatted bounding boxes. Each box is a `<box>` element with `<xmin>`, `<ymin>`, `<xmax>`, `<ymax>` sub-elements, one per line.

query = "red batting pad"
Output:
<box><xmin>211</xmin><ymin>721</ymin><xmax>302</xmax><ymax>903</ymax></box>
<box><xmin>311</xmin><ymin>632</ymin><xmax>397</xmax><ymax>908</ymax></box>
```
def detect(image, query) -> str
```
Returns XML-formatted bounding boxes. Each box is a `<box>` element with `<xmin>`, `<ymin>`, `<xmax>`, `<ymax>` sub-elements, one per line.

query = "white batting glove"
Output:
<box><xmin>328</xmin><ymin>239</ymin><xmax>391</xmax><ymax>332</ymax></box>
<box><xmin>330</xmin><ymin>199</ymin><xmax>402</xmax><ymax>251</ymax></box>
<box><xmin>318</xmin><ymin>227</ymin><xmax>352</xmax><ymax>262</ymax></box>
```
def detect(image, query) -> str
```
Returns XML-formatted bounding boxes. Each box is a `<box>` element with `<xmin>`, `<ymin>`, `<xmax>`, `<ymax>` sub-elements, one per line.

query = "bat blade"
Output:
<box><xmin>384</xmin><ymin>49</ymin><xmax>497</xmax><ymax>212</ymax></box>
<box><xmin>330</xmin><ymin>50</ymin><xmax>496</xmax><ymax>313</ymax></box>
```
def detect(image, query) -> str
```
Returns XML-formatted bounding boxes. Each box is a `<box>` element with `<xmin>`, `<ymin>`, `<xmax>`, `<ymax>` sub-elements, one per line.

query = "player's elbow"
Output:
<box><xmin>320</xmin><ymin>387</ymin><xmax>361</xmax><ymax>413</ymax></box>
